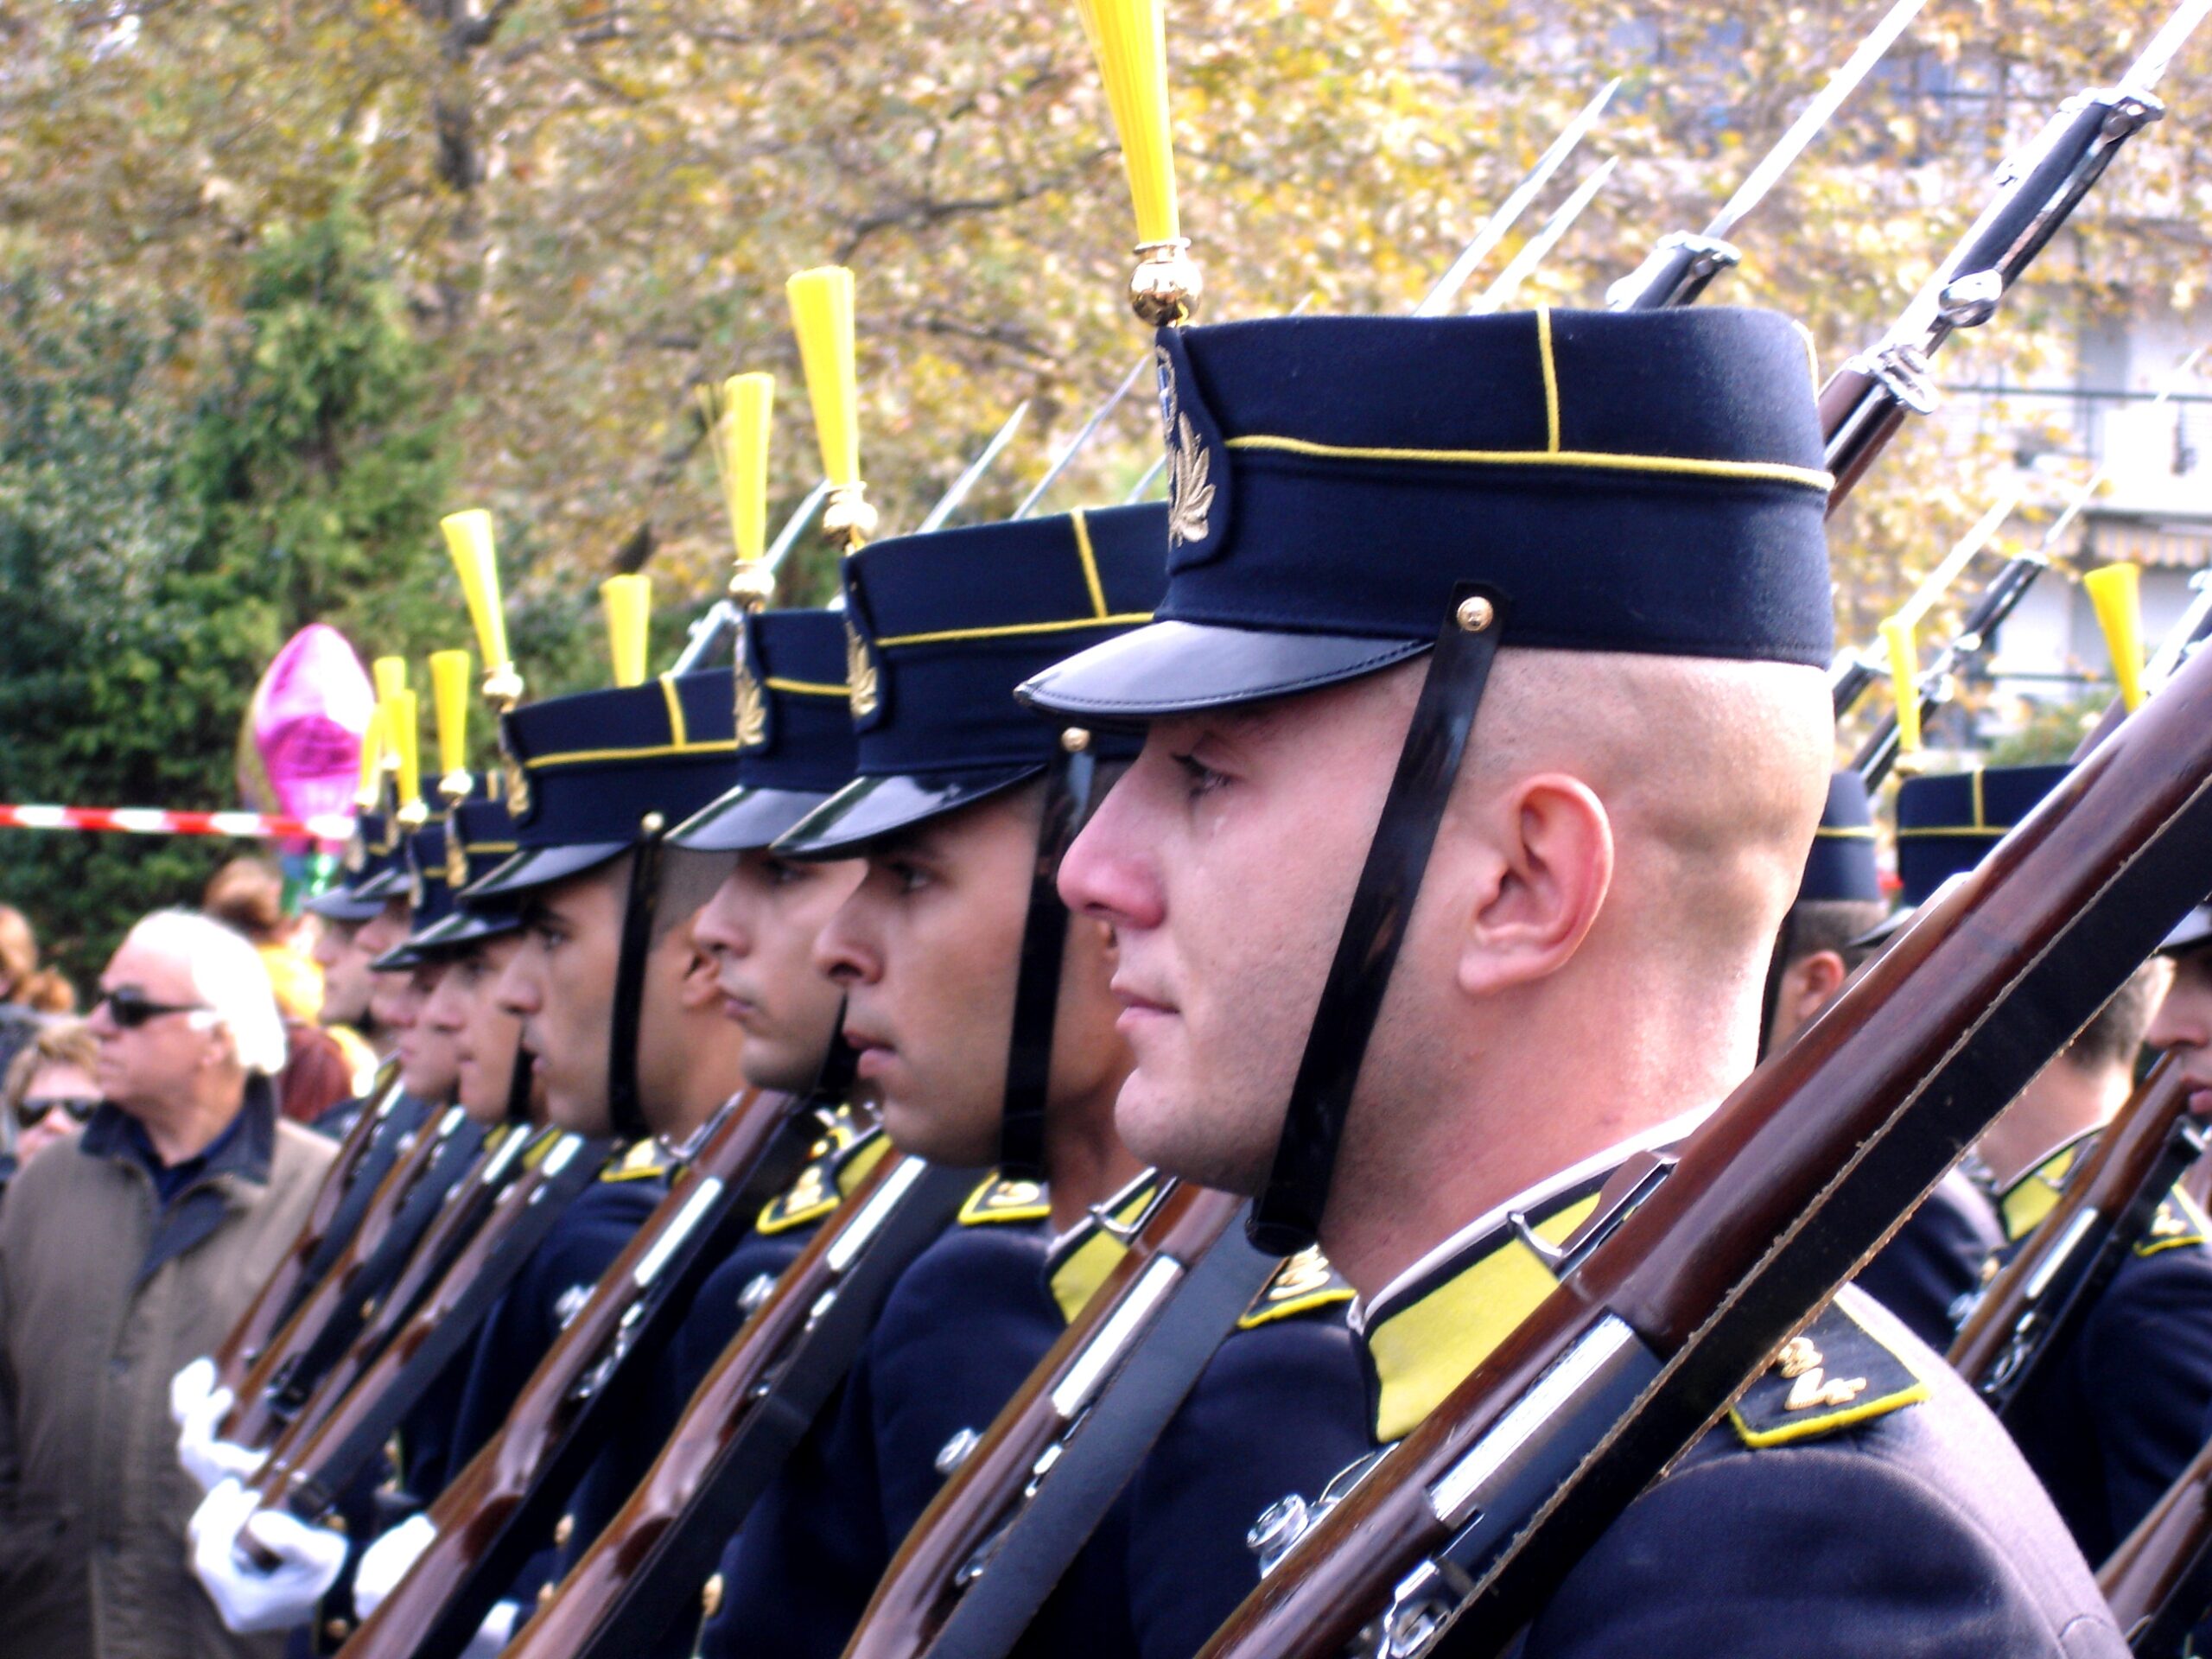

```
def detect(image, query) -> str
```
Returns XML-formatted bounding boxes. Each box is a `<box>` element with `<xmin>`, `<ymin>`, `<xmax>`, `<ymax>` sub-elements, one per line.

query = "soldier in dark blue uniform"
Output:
<box><xmin>698</xmin><ymin>501</ymin><xmax>1373</xmax><ymax>1659</ymax></box>
<box><xmin>1031</xmin><ymin>300</ymin><xmax>2126</xmax><ymax>1649</ymax></box>
<box><xmin>1760</xmin><ymin>772</ymin><xmax>2005</xmax><ymax>1350</ymax></box>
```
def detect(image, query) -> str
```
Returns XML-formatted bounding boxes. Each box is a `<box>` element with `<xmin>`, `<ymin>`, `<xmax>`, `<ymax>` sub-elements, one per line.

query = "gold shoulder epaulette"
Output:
<box><xmin>1728</xmin><ymin>1300</ymin><xmax>1927</xmax><ymax>1450</ymax></box>
<box><xmin>1237</xmin><ymin>1246</ymin><xmax>1355</xmax><ymax>1330</ymax></box>
<box><xmin>755</xmin><ymin>1122</ymin><xmax>887</xmax><ymax>1236</ymax></box>
<box><xmin>958</xmin><ymin>1172</ymin><xmax>1051</xmax><ymax>1227</ymax></box>
<box><xmin>601</xmin><ymin>1138</ymin><xmax>668</xmax><ymax>1183</ymax></box>
<box><xmin>2136</xmin><ymin>1189</ymin><xmax>2211</xmax><ymax>1258</ymax></box>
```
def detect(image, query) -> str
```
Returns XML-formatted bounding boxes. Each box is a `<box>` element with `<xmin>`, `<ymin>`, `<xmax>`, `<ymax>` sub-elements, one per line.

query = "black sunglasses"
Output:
<box><xmin>98</xmin><ymin>987</ymin><xmax>210</xmax><ymax>1030</ymax></box>
<box><xmin>17</xmin><ymin>1095</ymin><xmax>98</xmax><ymax>1129</ymax></box>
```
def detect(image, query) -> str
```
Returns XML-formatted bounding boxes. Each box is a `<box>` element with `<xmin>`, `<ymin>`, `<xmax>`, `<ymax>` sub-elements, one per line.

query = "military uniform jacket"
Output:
<box><xmin>1347</xmin><ymin>1135</ymin><xmax>2124</xmax><ymax>1658</ymax></box>
<box><xmin>1852</xmin><ymin>1166</ymin><xmax>2003</xmax><ymax>1353</ymax></box>
<box><xmin>700</xmin><ymin>1178</ymin><xmax>1372</xmax><ymax>1659</ymax></box>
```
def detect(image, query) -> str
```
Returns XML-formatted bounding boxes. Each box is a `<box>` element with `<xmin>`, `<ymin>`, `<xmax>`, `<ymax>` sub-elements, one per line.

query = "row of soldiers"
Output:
<box><xmin>95</xmin><ymin>0</ymin><xmax>2212</xmax><ymax>1653</ymax></box>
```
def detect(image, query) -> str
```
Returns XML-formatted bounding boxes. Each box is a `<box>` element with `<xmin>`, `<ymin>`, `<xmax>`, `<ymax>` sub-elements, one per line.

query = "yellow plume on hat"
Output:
<box><xmin>390</xmin><ymin>688</ymin><xmax>425</xmax><ymax>826</ymax></box>
<box><xmin>1074</xmin><ymin>0</ymin><xmax>1197</xmax><ymax>324</ymax></box>
<box><xmin>2085</xmin><ymin>563</ymin><xmax>2145</xmax><ymax>712</ymax></box>
<box><xmin>353</xmin><ymin>705</ymin><xmax>388</xmax><ymax>810</ymax></box>
<box><xmin>699</xmin><ymin>372</ymin><xmax>778</xmax><ymax>609</ymax></box>
<box><xmin>440</xmin><ymin>510</ymin><xmax>524</xmax><ymax>709</ymax></box>
<box><xmin>786</xmin><ymin>268</ymin><xmax>875</xmax><ymax>550</ymax></box>
<box><xmin>1880</xmin><ymin>617</ymin><xmax>1922</xmax><ymax>762</ymax></box>
<box><xmin>429</xmin><ymin>649</ymin><xmax>473</xmax><ymax>801</ymax></box>
<box><xmin>602</xmin><ymin>573</ymin><xmax>654</xmax><ymax>688</ymax></box>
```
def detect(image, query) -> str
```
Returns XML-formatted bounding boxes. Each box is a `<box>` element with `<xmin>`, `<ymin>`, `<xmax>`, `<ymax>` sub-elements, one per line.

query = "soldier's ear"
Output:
<box><xmin>1452</xmin><ymin>772</ymin><xmax>1612</xmax><ymax>1003</ymax></box>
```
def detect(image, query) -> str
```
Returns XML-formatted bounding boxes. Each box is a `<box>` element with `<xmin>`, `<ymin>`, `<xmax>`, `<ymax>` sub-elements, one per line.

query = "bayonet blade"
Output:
<box><xmin>1705</xmin><ymin>0</ymin><xmax>1929</xmax><ymax>241</ymax></box>
<box><xmin>2119</xmin><ymin>0</ymin><xmax>2212</xmax><ymax>95</ymax></box>
<box><xmin>915</xmin><ymin>401</ymin><xmax>1030</xmax><ymax>535</ymax></box>
<box><xmin>1414</xmin><ymin>77</ymin><xmax>1621</xmax><ymax>317</ymax></box>
<box><xmin>1470</xmin><ymin>156</ymin><xmax>1618</xmax><ymax>314</ymax></box>
<box><xmin>1891</xmin><ymin>485</ymin><xmax>2023</xmax><ymax>636</ymax></box>
<box><xmin>1017</xmin><ymin>358</ymin><xmax>1151</xmax><ymax>520</ymax></box>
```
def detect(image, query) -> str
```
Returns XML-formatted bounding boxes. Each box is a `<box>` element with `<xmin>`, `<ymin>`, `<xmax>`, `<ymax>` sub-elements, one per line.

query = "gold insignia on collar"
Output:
<box><xmin>1776</xmin><ymin>1333</ymin><xmax>1868</xmax><ymax>1413</ymax></box>
<box><xmin>844</xmin><ymin>620</ymin><xmax>879</xmax><ymax>719</ymax></box>
<box><xmin>445</xmin><ymin>834</ymin><xmax>468</xmax><ymax>890</ymax></box>
<box><xmin>1156</xmin><ymin>345</ymin><xmax>1214</xmax><ymax>550</ymax></box>
<box><xmin>734</xmin><ymin>661</ymin><xmax>767</xmax><ymax>748</ymax></box>
<box><xmin>959</xmin><ymin>1173</ymin><xmax>1051</xmax><ymax>1225</ymax></box>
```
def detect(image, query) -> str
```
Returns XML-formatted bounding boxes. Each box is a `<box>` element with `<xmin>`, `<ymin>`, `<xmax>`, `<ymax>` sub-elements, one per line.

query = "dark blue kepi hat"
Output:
<box><xmin>669</xmin><ymin>610</ymin><xmax>856</xmax><ymax>855</ymax></box>
<box><xmin>371</xmin><ymin>821</ymin><xmax>457</xmax><ymax>971</ymax></box>
<box><xmin>1020</xmin><ymin>308</ymin><xmax>1834</xmax><ymax>721</ymax></box>
<box><xmin>1795</xmin><ymin>772</ymin><xmax>1883</xmax><ymax>906</ymax></box>
<box><xmin>405</xmin><ymin>798</ymin><xmax>525</xmax><ymax>953</ymax></box>
<box><xmin>1894</xmin><ymin>763</ymin><xmax>2072</xmax><ymax>909</ymax></box>
<box><xmin>308</xmin><ymin>809</ymin><xmax>409</xmax><ymax>920</ymax></box>
<box><xmin>463</xmin><ymin>671</ymin><xmax>740</xmax><ymax>899</ymax></box>
<box><xmin>777</xmin><ymin>504</ymin><xmax>1168</xmax><ymax>858</ymax></box>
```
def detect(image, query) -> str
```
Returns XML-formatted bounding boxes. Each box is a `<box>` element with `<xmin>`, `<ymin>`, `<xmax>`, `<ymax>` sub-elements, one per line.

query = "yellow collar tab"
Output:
<box><xmin>1045</xmin><ymin>1177</ymin><xmax>1160</xmax><ymax>1324</ymax></box>
<box><xmin>756</xmin><ymin>1109</ymin><xmax>885</xmax><ymax>1236</ymax></box>
<box><xmin>958</xmin><ymin>1172</ymin><xmax>1052</xmax><ymax>1227</ymax></box>
<box><xmin>2138</xmin><ymin>1188</ymin><xmax>2212</xmax><ymax>1259</ymax></box>
<box><xmin>1997</xmin><ymin>1128</ymin><xmax>2100</xmax><ymax>1243</ymax></box>
<box><xmin>601</xmin><ymin>1136</ymin><xmax>669</xmax><ymax>1183</ymax></box>
<box><xmin>1727</xmin><ymin>1294</ymin><xmax>1927</xmax><ymax>1449</ymax></box>
<box><xmin>1237</xmin><ymin>1246</ymin><xmax>1354</xmax><ymax>1332</ymax></box>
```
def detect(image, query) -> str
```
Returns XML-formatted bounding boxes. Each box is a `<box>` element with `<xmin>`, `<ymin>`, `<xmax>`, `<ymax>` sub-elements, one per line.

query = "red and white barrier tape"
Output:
<box><xmin>0</xmin><ymin>805</ymin><xmax>355</xmax><ymax>842</ymax></box>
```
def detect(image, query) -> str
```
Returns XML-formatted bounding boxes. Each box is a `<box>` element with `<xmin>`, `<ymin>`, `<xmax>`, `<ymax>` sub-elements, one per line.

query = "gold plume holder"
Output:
<box><xmin>819</xmin><ymin>482</ymin><xmax>878</xmax><ymax>553</ymax></box>
<box><xmin>1129</xmin><ymin>238</ymin><xmax>1202</xmax><ymax>327</ymax></box>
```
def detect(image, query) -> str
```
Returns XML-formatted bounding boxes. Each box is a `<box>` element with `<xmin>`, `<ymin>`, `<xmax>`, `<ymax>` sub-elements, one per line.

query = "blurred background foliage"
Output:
<box><xmin>0</xmin><ymin>0</ymin><xmax>2206</xmax><ymax>973</ymax></box>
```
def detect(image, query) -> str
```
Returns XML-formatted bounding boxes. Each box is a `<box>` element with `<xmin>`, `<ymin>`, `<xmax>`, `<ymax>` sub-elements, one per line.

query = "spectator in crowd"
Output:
<box><xmin>5</xmin><ymin>1019</ymin><xmax>101</xmax><ymax>1166</ymax></box>
<box><xmin>0</xmin><ymin>904</ymin><xmax>76</xmax><ymax>1084</ymax></box>
<box><xmin>0</xmin><ymin>909</ymin><xmax>336</xmax><ymax>1659</ymax></box>
<box><xmin>202</xmin><ymin>858</ymin><xmax>351</xmax><ymax>1124</ymax></box>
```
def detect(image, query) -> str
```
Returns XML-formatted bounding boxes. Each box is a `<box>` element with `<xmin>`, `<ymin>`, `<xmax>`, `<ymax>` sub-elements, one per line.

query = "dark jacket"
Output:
<box><xmin>0</xmin><ymin>1077</ymin><xmax>337</xmax><ymax>1659</ymax></box>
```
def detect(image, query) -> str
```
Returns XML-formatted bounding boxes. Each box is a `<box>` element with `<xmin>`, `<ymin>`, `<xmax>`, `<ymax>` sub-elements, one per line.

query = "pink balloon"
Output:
<box><xmin>241</xmin><ymin>625</ymin><xmax>374</xmax><ymax>836</ymax></box>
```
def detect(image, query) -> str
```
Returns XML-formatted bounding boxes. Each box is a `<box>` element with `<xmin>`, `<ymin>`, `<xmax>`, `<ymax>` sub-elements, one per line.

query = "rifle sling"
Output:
<box><xmin>400</xmin><ymin>1097</ymin><xmax>828</xmax><ymax>1659</ymax></box>
<box><xmin>284</xmin><ymin>1090</ymin><xmax>416</xmax><ymax>1325</ymax></box>
<box><xmin>925</xmin><ymin>1210</ymin><xmax>1281</xmax><ymax>1659</ymax></box>
<box><xmin>565</xmin><ymin>1160</ymin><xmax>977</xmax><ymax>1659</ymax></box>
<box><xmin>285</xmin><ymin>1135</ymin><xmax>613</xmax><ymax>1515</ymax></box>
<box><xmin>272</xmin><ymin>1116</ymin><xmax>491</xmax><ymax>1411</ymax></box>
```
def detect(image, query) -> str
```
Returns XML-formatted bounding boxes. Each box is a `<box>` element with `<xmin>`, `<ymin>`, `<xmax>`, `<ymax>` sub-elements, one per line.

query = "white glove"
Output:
<box><xmin>175</xmin><ymin>1376</ymin><xmax>259</xmax><ymax>1495</ymax></box>
<box><xmin>170</xmin><ymin>1357</ymin><xmax>219</xmax><ymax>1429</ymax></box>
<box><xmin>188</xmin><ymin>1478</ymin><xmax>347</xmax><ymax>1635</ymax></box>
<box><xmin>465</xmin><ymin>1600</ymin><xmax>521</xmax><ymax>1659</ymax></box>
<box><xmin>351</xmin><ymin>1513</ymin><xmax>437</xmax><ymax>1620</ymax></box>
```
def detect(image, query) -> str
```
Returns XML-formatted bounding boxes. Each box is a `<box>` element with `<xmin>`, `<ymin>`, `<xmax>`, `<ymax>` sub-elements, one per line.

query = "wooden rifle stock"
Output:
<box><xmin>1948</xmin><ymin>1057</ymin><xmax>2201</xmax><ymax>1409</ymax></box>
<box><xmin>842</xmin><ymin>1185</ymin><xmax>1243</xmax><ymax>1659</ymax></box>
<box><xmin>504</xmin><ymin>1151</ymin><xmax>975</xmax><ymax>1659</ymax></box>
<box><xmin>1195</xmin><ymin>590</ymin><xmax>2212</xmax><ymax>1659</ymax></box>
<box><xmin>246</xmin><ymin>1131</ymin><xmax>605</xmax><ymax>1527</ymax></box>
<box><xmin>211</xmin><ymin>1069</ymin><xmax>402</xmax><ymax>1393</ymax></box>
<box><xmin>251</xmin><ymin>1115</ymin><xmax>532</xmax><ymax>1467</ymax></box>
<box><xmin>332</xmin><ymin>1088</ymin><xmax>811</xmax><ymax>1659</ymax></box>
<box><xmin>2101</xmin><ymin>1435</ymin><xmax>2212</xmax><ymax>1656</ymax></box>
<box><xmin>221</xmin><ymin>1096</ymin><xmax>458</xmax><ymax>1447</ymax></box>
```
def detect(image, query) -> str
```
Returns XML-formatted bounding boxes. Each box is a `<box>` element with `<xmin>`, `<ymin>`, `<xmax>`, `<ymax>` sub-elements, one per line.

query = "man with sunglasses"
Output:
<box><xmin>6</xmin><ymin>1019</ymin><xmax>101</xmax><ymax>1168</ymax></box>
<box><xmin>0</xmin><ymin>909</ymin><xmax>337</xmax><ymax>1659</ymax></box>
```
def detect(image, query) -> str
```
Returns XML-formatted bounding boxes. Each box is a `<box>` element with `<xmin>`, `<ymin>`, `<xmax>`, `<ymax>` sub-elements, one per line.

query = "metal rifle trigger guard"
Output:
<box><xmin>1249</xmin><ymin>584</ymin><xmax>1508</xmax><ymax>1255</ymax></box>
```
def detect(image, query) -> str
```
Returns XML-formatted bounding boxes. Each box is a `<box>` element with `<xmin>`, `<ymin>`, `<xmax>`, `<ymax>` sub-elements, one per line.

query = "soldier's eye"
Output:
<box><xmin>1172</xmin><ymin>753</ymin><xmax>1228</xmax><ymax>800</ymax></box>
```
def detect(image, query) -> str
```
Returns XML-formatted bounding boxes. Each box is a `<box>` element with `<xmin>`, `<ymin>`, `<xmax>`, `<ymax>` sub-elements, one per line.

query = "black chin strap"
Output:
<box><xmin>1754</xmin><ymin>909</ymin><xmax>1797</xmax><ymax>1064</ymax></box>
<box><xmin>505</xmin><ymin>1033</ymin><xmax>535</xmax><ymax>1126</ymax></box>
<box><xmin>607</xmin><ymin>821</ymin><xmax>668</xmax><ymax>1146</ymax></box>
<box><xmin>812</xmin><ymin>1018</ymin><xmax>861</xmax><ymax>1107</ymax></box>
<box><xmin>998</xmin><ymin>749</ymin><xmax>1098</xmax><ymax>1184</ymax></box>
<box><xmin>1249</xmin><ymin>584</ymin><xmax>1506</xmax><ymax>1256</ymax></box>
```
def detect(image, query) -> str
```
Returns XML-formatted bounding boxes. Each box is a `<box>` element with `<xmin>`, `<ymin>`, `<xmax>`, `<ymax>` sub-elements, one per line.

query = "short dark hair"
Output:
<box><xmin>1782</xmin><ymin>899</ymin><xmax>1891</xmax><ymax>974</ymax></box>
<box><xmin>2064</xmin><ymin>960</ymin><xmax>2166</xmax><ymax>1075</ymax></box>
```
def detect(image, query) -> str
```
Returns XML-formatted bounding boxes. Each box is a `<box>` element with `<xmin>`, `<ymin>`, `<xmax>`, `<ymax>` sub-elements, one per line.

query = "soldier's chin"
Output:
<box><xmin>1113</xmin><ymin>1072</ymin><xmax>1268</xmax><ymax>1197</ymax></box>
<box><xmin>544</xmin><ymin>1085</ymin><xmax>614</xmax><ymax>1139</ymax></box>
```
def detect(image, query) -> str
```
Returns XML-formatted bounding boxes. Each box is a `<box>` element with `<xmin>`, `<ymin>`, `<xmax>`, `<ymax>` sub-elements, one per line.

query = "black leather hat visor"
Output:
<box><xmin>352</xmin><ymin>863</ymin><xmax>411</xmax><ymax>901</ymax></box>
<box><xmin>305</xmin><ymin>886</ymin><xmax>386</xmax><ymax>923</ymax></box>
<box><xmin>2163</xmin><ymin>906</ymin><xmax>2212</xmax><ymax>955</ymax></box>
<box><xmin>775</xmin><ymin>765</ymin><xmax>1043</xmax><ymax>861</ymax></box>
<box><xmin>1017</xmin><ymin>618</ymin><xmax>1431</xmax><ymax>725</ymax></box>
<box><xmin>462</xmin><ymin>839</ymin><xmax>630</xmax><ymax>901</ymax></box>
<box><xmin>405</xmin><ymin>906</ymin><xmax>524</xmax><ymax>953</ymax></box>
<box><xmin>367</xmin><ymin>942</ymin><xmax>424</xmax><ymax>972</ymax></box>
<box><xmin>669</xmin><ymin>785</ymin><xmax>836</xmax><ymax>855</ymax></box>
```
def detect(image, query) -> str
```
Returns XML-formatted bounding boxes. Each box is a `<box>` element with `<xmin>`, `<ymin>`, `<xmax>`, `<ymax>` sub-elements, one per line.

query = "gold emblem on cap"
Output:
<box><xmin>734</xmin><ymin>661</ymin><xmax>767</xmax><ymax>749</ymax></box>
<box><xmin>343</xmin><ymin>831</ymin><xmax>367</xmax><ymax>874</ymax></box>
<box><xmin>1156</xmin><ymin>346</ymin><xmax>1214</xmax><ymax>550</ymax></box>
<box><xmin>408</xmin><ymin>868</ymin><xmax>427</xmax><ymax>912</ymax></box>
<box><xmin>845</xmin><ymin>619</ymin><xmax>880</xmax><ymax>720</ymax></box>
<box><xmin>503</xmin><ymin>756</ymin><xmax>531</xmax><ymax>822</ymax></box>
<box><xmin>446</xmin><ymin>833</ymin><xmax>469</xmax><ymax>891</ymax></box>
